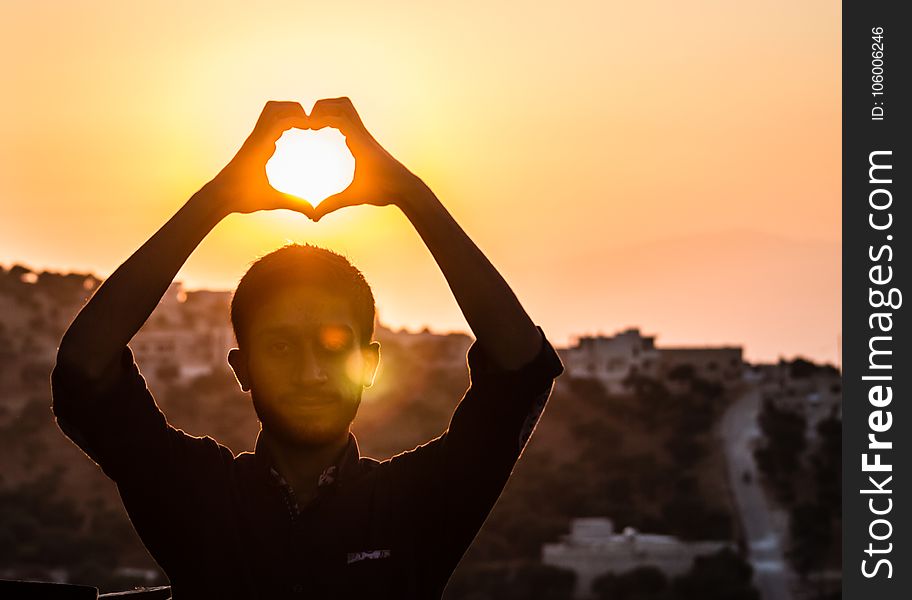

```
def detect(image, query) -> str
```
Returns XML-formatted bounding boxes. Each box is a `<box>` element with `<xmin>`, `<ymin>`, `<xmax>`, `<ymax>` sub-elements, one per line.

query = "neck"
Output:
<box><xmin>260</xmin><ymin>429</ymin><xmax>350</xmax><ymax>499</ymax></box>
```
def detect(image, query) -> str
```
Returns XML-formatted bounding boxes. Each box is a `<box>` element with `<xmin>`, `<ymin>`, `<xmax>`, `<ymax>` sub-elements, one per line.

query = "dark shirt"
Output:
<box><xmin>51</xmin><ymin>327</ymin><xmax>564</xmax><ymax>599</ymax></box>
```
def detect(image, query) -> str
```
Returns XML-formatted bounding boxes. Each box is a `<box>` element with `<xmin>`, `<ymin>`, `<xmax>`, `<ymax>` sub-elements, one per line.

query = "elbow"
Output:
<box><xmin>51</xmin><ymin>347</ymin><xmax>121</xmax><ymax>421</ymax></box>
<box><xmin>55</xmin><ymin>331</ymin><xmax>84</xmax><ymax>374</ymax></box>
<box><xmin>55</xmin><ymin>333</ymin><xmax>119</xmax><ymax>384</ymax></box>
<box><xmin>50</xmin><ymin>357</ymin><xmax>72</xmax><ymax>419</ymax></box>
<box><xmin>55</xmin><ymin>343</ymin><xmax>79</xmax><ymax>374</ymax></box>
<box><xmin>53</xmin><ymin>347</ymin><xmax>120</xmax><ymax>406</ymax></box>
<box><xmin>54</xmin><ymin>345</ymin><xmax>94</xmax><ymax>383</ymax></box>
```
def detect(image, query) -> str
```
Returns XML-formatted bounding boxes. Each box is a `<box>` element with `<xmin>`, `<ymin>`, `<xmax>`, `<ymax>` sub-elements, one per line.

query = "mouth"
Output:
<box><xmin>288</xmin><ymin>394</ymin><xmax>342</xmax><ymax>408</ymax></box>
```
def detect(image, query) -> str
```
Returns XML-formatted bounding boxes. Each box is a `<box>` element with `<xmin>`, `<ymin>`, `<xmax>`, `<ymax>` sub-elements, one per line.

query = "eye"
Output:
<box><xmin>270</xmin><ymin>341</ymin><xmax>291</xmax><ymax>354</ymax></box>
<box><xmin>318</xmin><ymin>325</ymin><xmax>354</xmax><ymax>353</ymax></box>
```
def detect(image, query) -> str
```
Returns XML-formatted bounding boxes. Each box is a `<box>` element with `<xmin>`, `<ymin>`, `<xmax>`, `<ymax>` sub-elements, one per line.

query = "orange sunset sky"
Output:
<box><xmin>0</xmin><ymin>1</ymin><xmax>840</xmax><ymax>365</ymax></box>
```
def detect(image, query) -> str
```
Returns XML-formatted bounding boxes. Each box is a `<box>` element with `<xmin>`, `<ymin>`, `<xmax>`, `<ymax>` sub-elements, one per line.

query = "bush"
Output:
<box><xmin>593</xmin><ymin>566</ymin><xmax>669</xmax><ymax>600</ymax></box>
<box><xmin>672</xmin><ymin>549</ymin><xmax>759</xmax><ymax>600</ymax></box>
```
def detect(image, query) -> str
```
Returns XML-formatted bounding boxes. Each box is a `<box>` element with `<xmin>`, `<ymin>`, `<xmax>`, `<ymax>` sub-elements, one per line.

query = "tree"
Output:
<box><xmin>788</xmin><ymin>503</ymin><xmax>833</xmax><ymax>577</ymax></box>
<box><xmin>753</xmin><ymin>400</ymin><xmax>807</xmax><ymax>501</ymax></box>
<box><xmin>672</xmin><ymin>549</ymin><xmax>759</xmax><ymax>600</ymax></box>
<box><xmin>787</xmin><ymin>358</ymin><xmax>818</xmax><ymax>379</ymax></box>
<box><xmin>593</xmin><ymin>566</ymin><xmax>669</xmax><ymax>600</ymax></box>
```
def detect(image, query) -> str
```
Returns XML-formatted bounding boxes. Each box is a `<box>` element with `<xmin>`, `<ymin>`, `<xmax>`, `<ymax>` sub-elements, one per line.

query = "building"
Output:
<box><xmin>561</xmin><ymin>329</ymin><xmax>660</xmax><ymax>393</ymax></box>
<box><xmin>562</xmin><ymin>328</ymin><xmax>744</xmax><ymax>394</ymax></box>
<box><xmin>542</xmin><ymin>518</ymin><xmax>733</xmax><ymax>599</ymax></box>
<box><xmin>131</xmin><ymin>283</ymin><xmax>236</xmax><ymax>381</ymax></box>
<box><xmin>657</xmin><ymin>346</ymin><xmax>743</xmax><ymax>384</ymax></box>
<box><xmin>374</xmin><ymin>324</ymin><xmax>472</xmax><ymax>369</ymax></box>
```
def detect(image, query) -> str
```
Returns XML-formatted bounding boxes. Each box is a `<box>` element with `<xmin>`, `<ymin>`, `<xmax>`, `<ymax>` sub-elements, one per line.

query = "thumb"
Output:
<box><xmin>270</xmin><ymin>190</ymin><xmax>315</xmax><ymax>219</ymax></box>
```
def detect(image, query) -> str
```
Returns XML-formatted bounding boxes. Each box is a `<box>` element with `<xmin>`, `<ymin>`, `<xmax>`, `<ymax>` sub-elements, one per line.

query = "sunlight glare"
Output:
<box><xmin>265</xmin><ymin>128</ymin><xmax>355</xmax><ymax>205</ymax></box>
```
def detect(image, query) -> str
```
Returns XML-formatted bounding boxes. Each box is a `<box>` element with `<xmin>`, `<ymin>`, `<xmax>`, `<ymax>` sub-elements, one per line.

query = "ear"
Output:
<box><xmin>228</xmin><ymin>348</ymin><xmax>251</xmax><ymax>392</ymax></box>
<box><xmin>361</xmin><ymin>341</ymin><xmax>381</xmax><ymax>389</ymax></box>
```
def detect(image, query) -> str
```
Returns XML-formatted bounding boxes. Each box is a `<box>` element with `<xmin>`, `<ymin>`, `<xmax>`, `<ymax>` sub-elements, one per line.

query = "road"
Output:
<box><xmin>719</xmin><ymin>385</ymin><xmax>794</xmax><ymax>600</ymax></box>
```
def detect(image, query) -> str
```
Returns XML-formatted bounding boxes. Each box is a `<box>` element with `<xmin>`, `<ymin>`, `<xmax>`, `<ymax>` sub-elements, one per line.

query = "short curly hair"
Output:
<box><xmin>230</xmin><ymin>243</ymin><xmax>376</xmax><ymax>350</ymax></box>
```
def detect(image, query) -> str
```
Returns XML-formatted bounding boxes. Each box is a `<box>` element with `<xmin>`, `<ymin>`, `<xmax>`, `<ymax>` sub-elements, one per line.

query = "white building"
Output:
<box><xmin>657</xmin><ymin>346</ymin><xmax>743</xmax><ymax>384</ymax></box>
<box><xmin>562</xmin><ymin>329</ymin><xmax>660</xmax><ymax>393</ymax></box>
<box><xmin>131</xmin><ymin>283</ymin><xmax>236</xmax><ymax>381</ymax></box>
<box><xmin>562</xmin><ymin>328</ymin><xmax>744</xmax><ymax>394</ymax></box>
<box><xmin>542</xmin><ymin>518</ymin><xmax>733</xmax><ymax>599</ymax></box>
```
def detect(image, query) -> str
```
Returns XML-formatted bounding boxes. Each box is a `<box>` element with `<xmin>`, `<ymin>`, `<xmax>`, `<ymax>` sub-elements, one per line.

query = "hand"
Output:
<box><xmin>204</xmin><ymin>101</ymin><xmax>315</xmax><ymax>218</ymax></box>
<box><xmin>307</xmin><ymin>97</ymin><xmax>426</xmax><ymax>221</ymax></box>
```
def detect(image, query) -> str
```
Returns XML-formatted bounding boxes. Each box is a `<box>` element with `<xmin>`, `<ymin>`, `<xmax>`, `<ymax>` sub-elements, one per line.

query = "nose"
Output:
<box><xmin>293</xmin><ymin>341</ymin><xmax>329</xmax><ymax>386</ymax></box>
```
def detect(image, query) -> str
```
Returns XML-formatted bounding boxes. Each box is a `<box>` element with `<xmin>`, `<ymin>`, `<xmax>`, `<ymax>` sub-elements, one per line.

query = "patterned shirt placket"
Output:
<box><xmin>269</xmin><ymin>464</ymin><xmax>339</xmax><ymax>521</ymax></box>
<box><xmin>269</xmin><ymin>467</ymin><xmax>301</xmax><ymax>520</ymax></box>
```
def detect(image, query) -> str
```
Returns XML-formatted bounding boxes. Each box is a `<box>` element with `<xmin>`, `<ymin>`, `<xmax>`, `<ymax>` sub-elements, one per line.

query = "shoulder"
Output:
<box><xmin>364</xmin><ymin>438</ymin><xmax>446</xmax><ymax>494</ymax></box>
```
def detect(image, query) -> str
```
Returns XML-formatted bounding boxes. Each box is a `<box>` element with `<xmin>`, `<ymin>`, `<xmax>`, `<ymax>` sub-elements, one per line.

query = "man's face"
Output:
<box><xmin>231</xmin><ymin>284</ymin><xmax>379</xmax><ymax>447</ymax></box>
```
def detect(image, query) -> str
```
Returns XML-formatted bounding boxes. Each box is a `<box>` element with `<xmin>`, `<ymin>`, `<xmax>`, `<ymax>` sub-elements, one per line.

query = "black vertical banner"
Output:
<box><xmin>843</xmin><ymin>0</ymin><xmax>910</xmax><ymax>598</ymax></box>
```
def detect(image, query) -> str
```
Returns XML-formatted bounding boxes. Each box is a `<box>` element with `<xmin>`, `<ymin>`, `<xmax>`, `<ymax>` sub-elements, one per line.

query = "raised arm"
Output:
<box><xmin>308</xmin><ymin>97</ymin><xmax>542</xmax><ymax>369</ymax></box>
<box><xmin>57</xmin><ymin>101</ymin><xmax>312</xmax><ymax>381</ymax></box>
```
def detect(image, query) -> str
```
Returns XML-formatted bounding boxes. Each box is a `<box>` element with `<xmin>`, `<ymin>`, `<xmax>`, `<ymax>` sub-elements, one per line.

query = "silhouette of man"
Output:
<box><xmin>52</xmin><ymin>99</ymin><xmax>564</xmax><ymax>599</ymax></box>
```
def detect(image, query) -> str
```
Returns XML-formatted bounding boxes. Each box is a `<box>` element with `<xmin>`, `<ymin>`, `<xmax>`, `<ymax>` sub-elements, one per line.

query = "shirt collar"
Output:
<box><xmin>254</xmin><ymin>430</ymin><xmax>361</xmax><ymax>489</ymax></box>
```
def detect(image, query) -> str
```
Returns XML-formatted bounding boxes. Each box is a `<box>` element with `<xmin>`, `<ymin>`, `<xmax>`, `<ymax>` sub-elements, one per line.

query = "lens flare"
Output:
<box><xmin>319</xmin><ymin>324</ymin><xmax>354</xmax><ymax>353</ymax></box>
<box><xmin>265</xmin><ymin>128</ymin><xmax>355</xmax><ymax>206</ymax></box>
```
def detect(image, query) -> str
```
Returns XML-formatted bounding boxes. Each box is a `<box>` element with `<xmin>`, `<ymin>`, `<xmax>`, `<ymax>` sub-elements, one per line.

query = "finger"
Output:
<box><xmin>244</xmin><ymin>117</ymin><xmax>309</xmax><ymax>162</ymax></box>
<box><xmin>255</xmin><ymin>101</ymin><xmax>307</xmax><ymax>135</ymax></box>
<box><xmin>309</xmin><ymin>97</ymin><xmax>367</xmax><ymax>137</ymax></box>
<box><xmin>269</xmin><ymin>190</ymin><xmax>316</xmax><ymax>219</ymax></box>
<box><xmin>312</xmin><ymin>190</ymin><xmax>359</xmax><ymax>221</ymax></box>
<box><xmin>257</xmin><ymin>100</ymin><xmax>307</xmax><ymax>126</ymax></box>
<box><xmin>246</xmin><ymin>101</ymin><xmax>309</xmax><ymax>158</ymax></box>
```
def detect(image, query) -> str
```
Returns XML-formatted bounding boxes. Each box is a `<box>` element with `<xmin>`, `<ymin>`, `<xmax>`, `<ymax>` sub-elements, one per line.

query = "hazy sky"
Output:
<box><xmin>0</xmin><ymin>0</ymin><xmax>840</xmax><ymax>364</ymax></box>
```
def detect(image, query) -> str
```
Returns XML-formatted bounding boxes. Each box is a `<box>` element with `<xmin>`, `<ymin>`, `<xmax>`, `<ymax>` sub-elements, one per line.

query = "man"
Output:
<box><xmin>52</xmin><ymin>98</ymin><xmax>564</xmax><ymax>599</ymax></box>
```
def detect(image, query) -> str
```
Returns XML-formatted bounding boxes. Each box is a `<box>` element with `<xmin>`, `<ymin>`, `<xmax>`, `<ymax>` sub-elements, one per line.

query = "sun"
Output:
<box><xmin>265</xmin><ymin>128</ymin><xmax>355</xmax><ymax>206</ymax></box>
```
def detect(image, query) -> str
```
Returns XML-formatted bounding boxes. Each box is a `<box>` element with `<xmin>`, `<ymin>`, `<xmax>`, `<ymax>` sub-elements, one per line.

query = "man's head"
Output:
<box><xmin>227</xmin><ymin>244</ymin><xmax>380</xmax><ymax>448</ymax></box>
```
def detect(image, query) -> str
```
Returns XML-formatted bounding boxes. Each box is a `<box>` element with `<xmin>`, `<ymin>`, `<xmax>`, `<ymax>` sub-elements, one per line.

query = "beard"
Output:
<box><xmin>250</xmin><ymin>388</ymin><xmax>361</xmax><ymax>448</ymax></box>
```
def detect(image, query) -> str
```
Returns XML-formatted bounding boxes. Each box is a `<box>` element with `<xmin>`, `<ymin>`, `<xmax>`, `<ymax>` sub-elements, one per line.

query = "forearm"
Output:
<box><xmin>58</xmin><ymin>186</ymin><xmax>228</xmax><ymax>379</ymax></box>
<box><xmin>398</xmin><ymin>181</ymin><xmax>541</xmax><ymax>370</ymax></box>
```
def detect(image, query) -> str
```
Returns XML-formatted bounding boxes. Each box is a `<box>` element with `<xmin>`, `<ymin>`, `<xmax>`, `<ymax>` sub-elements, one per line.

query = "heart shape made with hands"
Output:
<box><xmin>265</xmin><ymin>127</ymin><xmax>355</xmax><ymax>206</ymax></box>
